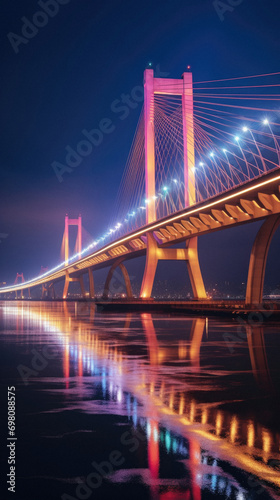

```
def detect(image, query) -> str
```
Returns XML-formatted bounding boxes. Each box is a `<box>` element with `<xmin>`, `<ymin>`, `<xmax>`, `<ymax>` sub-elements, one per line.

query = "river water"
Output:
<box><xmin>1</xmin><ymin>301</ymin><xmax>280</xmax><ymax>500</ymax></box>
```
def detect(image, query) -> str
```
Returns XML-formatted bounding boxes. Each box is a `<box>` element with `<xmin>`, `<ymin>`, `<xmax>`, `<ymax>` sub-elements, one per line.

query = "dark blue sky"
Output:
<box><xmin>1</xmin><ymin>0</ymin><xmax>280</xmax><ymax>292</ymax></box>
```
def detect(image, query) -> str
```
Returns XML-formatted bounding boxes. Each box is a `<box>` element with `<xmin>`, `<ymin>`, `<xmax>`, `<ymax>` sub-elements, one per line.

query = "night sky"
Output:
<box><xmin>1</xmin><ymin>0</ymin><xmax>280</xmax><ymax>294</ymax></box>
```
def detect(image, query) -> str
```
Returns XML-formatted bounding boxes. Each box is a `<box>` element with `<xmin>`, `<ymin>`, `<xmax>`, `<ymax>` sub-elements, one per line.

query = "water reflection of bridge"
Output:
<box><xmin>3</xmin><ymin>302</ymin><xmax>280</xmax><ymax>498</ymax></box>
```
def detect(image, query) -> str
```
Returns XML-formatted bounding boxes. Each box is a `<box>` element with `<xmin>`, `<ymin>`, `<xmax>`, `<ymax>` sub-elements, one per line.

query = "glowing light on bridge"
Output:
<box><xmin>2</xmin><ymin>67</ymin><xmax>280</xmax><ymax>294</ymax></box>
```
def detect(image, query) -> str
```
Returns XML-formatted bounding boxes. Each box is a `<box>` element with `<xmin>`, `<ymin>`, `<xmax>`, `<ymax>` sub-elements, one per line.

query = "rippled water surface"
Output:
<box><xmin>1</xmin><ymin>301</ymin><xmax>280</xmax><ymax>500</ymax></box>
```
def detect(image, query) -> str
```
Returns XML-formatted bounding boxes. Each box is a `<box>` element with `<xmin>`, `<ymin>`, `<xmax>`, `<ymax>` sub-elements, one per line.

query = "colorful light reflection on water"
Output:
<box><xmin>1</xmin><ymin>301</ymin><xmax>280</xmax><ymax>500</ymax></box>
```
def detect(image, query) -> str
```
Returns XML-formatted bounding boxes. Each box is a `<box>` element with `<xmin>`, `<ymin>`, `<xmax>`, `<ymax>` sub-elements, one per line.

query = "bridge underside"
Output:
<box><xmin>2</xmin><ymin>169</ymin><xmax>280</xmax><ymax>306</ymax></box>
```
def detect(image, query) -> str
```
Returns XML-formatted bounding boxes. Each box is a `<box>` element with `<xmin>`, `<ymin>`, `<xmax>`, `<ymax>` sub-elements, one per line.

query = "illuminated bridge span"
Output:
<box><xmin>2</xmin><ymin>69</ymin><xmax>280</xmax><ymax>305</ymax></box>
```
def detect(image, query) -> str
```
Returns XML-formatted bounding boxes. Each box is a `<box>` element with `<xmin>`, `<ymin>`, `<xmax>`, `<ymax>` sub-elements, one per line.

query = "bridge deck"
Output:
<box><xmin>1</xmin><ymin>168</ymin><xmax>280</xmax><ymax>295</ymax></box>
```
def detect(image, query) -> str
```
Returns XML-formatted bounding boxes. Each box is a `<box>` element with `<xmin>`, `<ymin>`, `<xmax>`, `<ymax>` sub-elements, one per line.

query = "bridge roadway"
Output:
<box><xmin>1</xmin><ymin>168</ymin><xmax>280</xmax><ymax>303</ymax></box>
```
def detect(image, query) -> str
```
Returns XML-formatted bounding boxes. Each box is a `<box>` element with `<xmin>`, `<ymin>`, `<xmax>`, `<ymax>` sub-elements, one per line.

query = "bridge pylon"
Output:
<box><xmin>14</xmin><ymin>272</ymin><xmax>25</xmax><ymax>299</ymax></box>
<box><xmin>140</xmin><ymin>69</ymin><xmax>206</xmax><ymax>299</ymax></box>
<box><xmin>63</xmin><ymin>214</ymin><xmax>82</xmax><ymax>266</ymax></box>
<box><xmin>61</xmin><ymin>215</ymin><xmax>89</xmax><ymax>299</ymax></box>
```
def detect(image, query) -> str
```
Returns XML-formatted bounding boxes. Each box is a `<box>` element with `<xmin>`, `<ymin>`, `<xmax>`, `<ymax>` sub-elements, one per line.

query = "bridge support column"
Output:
<box><xmin>63</xmin><ymin>274</ymin><xmax>69</xmax><ymax>299</ymax></box>
<box><xmin>140</xmin><ymin>234</ymin><xmax>206</xmax><ymax>299</ymax></box>
<box><xmin>186</xmin><ymin>237</ymin><xmax>207</xmax><ymax>299</ymax></box>
<box><xmin>246</xmin><ymin>214</ymin><xmax>280</xmax><ymax>306</ymax></box>
<box><xmin>88</xmin><ymin>267</ymin><xmax>95</xmax><ymax>299</ymax></box>
<box><xmin>63</xmin><ymin>273</ymin><xmax>86</xmax><ymax>299</ymax></box>
<box><xmin>103</xmin><ymin>258</ymin><xmax>132</xmax><ymax>299</ymax></box>
<box><xmin>139</xmin><ymin>233</ymin><xmax>158</xmax><ymax>298</ymax></box>
<box><xmin>42</xmin><ymin>283</ymin><xmax>55</xmax><ymax>300</ymax></box>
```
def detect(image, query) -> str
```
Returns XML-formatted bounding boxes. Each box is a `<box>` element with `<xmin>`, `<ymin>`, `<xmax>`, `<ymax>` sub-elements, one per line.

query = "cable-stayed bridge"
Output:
<box><xmin>2</xmin><ymin>69</ymin><xmax>280</xmax><ymax>306</ymax></box>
